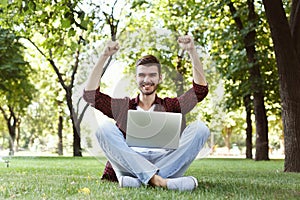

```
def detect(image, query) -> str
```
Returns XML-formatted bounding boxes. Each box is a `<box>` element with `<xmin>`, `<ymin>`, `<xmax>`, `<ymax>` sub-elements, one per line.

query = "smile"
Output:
<box><xmin>141</xmin><ymin>82</ymin><xmax>155</xmax><ymax>87</ymax></box>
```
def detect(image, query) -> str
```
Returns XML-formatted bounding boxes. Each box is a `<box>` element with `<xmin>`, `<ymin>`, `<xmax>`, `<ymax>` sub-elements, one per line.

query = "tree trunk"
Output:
<box><xmin>253</xmin><ymin>91</ymin><xmax>269</xmax><ymax>160</ymax></box>
<box><xmin>244</xmin><ymin>95</ymin><xmax>253</xmax><ymax>159</ymax></box>
<box><xmin>8</xmin><ymin>125</ymin><xmax>15</xmax><ymax>156</ymax></box>
<box><xmin>245</xmin><ymin>0</ymin><xmax>269</xmax><ymax>161</ymax></box>
<box><xmin>15</xmin><ymin>119</ymin><xmax>21</xmax><ymax>152</ymax></box>
<box><xmin>7</xmin><ymin>120</ymin><xmax>16</xmax><ymax>156</ymax></box>
<box><xmin>1</xmin><ymin>132</ymin><xmax>4</xmax><ymax>149</ymax></box>
<box><xmin>57</xmin><ymin>115</ymin><xmax>63</xmax><ymax>155</ymax></box>
<box><xmin>66</xmin><ymin>89</ymin><xmax>82</xmax><ymax>157</ymax></box>
<box><xmin>224</xmin><ymin>127</ymin><xmax>232</xmax><ymax>151</ymax></box>
<box><xmin>175</xmin><ymin>54</ymin><xmax>185</xmax><ymax>96</ymax></box>
<box><xmin>228</xmin><ymin>0</ymin><xmax>269</xmax><ymax>161</ymax></box>
<box><xmin>263</xmin><ymin>0</ymin><xmax>300</xmax><ymax>172</ymax></box>
<box><xmin>175</xmin><ymin>71</ymin><xmax>184</xmax><ymax>96</ymax></box>
<box><xmin>73</xmin><ymin>125</ymin><xmax>82</xmax><ymax>157</ymax></box>
<box><xmin>1</xmin><ymin>106</ymin><xmax>17</xmax><ymax>156</ymax></box>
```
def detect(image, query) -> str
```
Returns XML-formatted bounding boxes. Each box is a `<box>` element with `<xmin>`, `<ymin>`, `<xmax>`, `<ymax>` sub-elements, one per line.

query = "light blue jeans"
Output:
<box><xmin>96</xmin><ymin>120</ymin><xmax>210</xmax><ymax>185</ymax></box>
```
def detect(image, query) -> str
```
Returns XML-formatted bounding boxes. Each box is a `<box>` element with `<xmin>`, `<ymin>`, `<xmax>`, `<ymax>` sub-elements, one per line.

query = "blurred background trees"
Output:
<box><xmin>0</xmin><ymin>0</ymin><xmax>298</xmax><ymax>171</ymax></box>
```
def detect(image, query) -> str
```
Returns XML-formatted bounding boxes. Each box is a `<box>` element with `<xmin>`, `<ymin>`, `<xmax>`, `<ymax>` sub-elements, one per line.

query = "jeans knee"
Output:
<box><xmin>95</xmin><ymin>120</ymin><xmax>115</xmax><ymax>142</ymax></box>
<box><xmin>194</xmin><ymin>121</ymin><xmax>210</xmax><ymax>141</ymax></box>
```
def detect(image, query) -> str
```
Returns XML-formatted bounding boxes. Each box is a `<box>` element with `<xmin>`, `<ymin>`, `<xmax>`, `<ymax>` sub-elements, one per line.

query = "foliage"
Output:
<box><xmin>0</xmin><ymin>0</ymin><xmax>286</xmax><ymax>155</ymax></box>
<box><xmin>107</xmin><ymin>0</ymin><xmax>283</xmax><ymax>150</ymax></box>
<box><xmin>0</xmin><ymin>157</ymin><xmax>299</xmax><ymax>199</ymax></box>
<box><xmin>121</xmin><ymin>0</ymin><xmax>274</xmax><ymax>145</ymax></box>
<box><xmin>0</xmin><ymin>28</ymin><xmax>33</xmax><ymax>99</ymax></box>
<box><xmin>199</xmin><ymin>0</ymin><xmax>280</xmax><ymax>113</ymax></box>
<box><xmin>0</xmin><ymin>0</ymin><xmax>96</xmax><ymax>156</ymax></box>
<box><xmin>120</xmin><ymin>0</ymin><xmax>221</xmax><ymax>118</ymax></box>
<box><xmin>0</xmin><ymin>27</ymin><xmax>36</xmax><ymax>152</ymax></box>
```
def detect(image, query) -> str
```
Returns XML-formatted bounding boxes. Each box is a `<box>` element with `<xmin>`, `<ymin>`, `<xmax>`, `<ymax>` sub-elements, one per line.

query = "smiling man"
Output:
<box><xmin>83</xmin><ymin>35</ymin><xmax>210</xmax><ymax>191</ymax></box>
<box><xmin>135</xmin><ymin>55</ymin><xmax>162</xmax><ymax>110</ymax></box>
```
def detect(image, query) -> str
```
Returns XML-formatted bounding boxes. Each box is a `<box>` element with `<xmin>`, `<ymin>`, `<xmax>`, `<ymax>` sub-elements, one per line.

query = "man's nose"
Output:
<box><xmin>144</xmin><ymin>75</ymin><xmax>150</xmax><ymax>82</ymax></box>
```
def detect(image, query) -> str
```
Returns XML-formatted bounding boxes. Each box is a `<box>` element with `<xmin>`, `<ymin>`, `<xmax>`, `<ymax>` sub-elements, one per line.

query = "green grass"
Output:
<box><xmin>0</xmin><ymin>157</ymin><xmax>299</xmax><ymax>200</ymax></box>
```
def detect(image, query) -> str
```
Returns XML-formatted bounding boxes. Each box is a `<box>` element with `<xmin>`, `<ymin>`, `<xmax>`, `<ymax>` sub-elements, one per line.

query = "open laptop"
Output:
<box><xmin>126</xmin><ymin>110</ymin><xmax>182</xmax><ymax>149</ymax></box>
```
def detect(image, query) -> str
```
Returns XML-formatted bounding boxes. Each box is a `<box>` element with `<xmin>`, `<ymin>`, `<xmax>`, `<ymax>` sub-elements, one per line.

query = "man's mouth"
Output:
<box><xmin>142</xmin><ymin>82</ymin><xmax>155</xmax><ymax>87</ymax></box>
<box><xmin>139</xmin><ymin>82</ymin><xmax>157</xmax><ymax>95</ymax></box>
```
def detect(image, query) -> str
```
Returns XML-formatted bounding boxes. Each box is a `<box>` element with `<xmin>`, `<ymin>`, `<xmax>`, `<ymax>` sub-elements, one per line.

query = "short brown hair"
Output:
<box><xmin>135</xmin><ymin>55</ymin><xmax>161</xmax><ymax>75</ymax></box>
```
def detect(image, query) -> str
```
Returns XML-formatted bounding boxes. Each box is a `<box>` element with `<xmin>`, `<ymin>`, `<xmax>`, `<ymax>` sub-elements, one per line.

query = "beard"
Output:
<box><xmin>138</xmin><ymin>81</ymin><xmax>158</xmax><ymax>95</ymax></box>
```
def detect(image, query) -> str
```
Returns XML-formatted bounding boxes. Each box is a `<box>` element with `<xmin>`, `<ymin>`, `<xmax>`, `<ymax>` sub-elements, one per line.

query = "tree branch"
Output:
<box><xmin>101</xmin><ymin>2</ymin><xmax>120</xmax><ymax>76</ymax></box>
<box><xmin>0</xmin><ymin>106</ymin><xmax>9</xmax><ymax>121</ymax></box>
<box><xmin>228</xmin><ymin>1</ymin><xmax>244</xmax><ymax>31</ymax></box>
<box><xmin>8</xmin><ymin>105</ymin><xmax>17</xmax><ymax>127</ymax></box>
<box><xmin>25</xmin><ymin>38</ymin><xmax>68</xmax><ymax>91</ymax></box>
<box><xmin>70</xmin><ymin>37</ymin><xmax>82</xmax><ymax>90</ymax></box>
<box><xmin>111</xmin><ymin>0</ymin><xmax>118</xmax><ymax>17</ymax></box>
<box><xmin>78</xmin><ymin>103</ymin><xmax>89</xmax><ymax>125</ymax></box>
<box><xmin>26</xmin><ymin>38</ymin><xmax>48</xmax><ymax>58</ymax></box>
<box><xmin>76</xmin><ymin>97</ymin><xmax>82</xmax><ymax>116</ymax></box>
<box><xmin>48</xmin><ymin>59</ymin><xmax>68</xmax><ymax>91</ymax></box>
<box><xmin>101</xmin><ymin>56</ymin><xmax>113</xmax><ymax>77</ymax></box>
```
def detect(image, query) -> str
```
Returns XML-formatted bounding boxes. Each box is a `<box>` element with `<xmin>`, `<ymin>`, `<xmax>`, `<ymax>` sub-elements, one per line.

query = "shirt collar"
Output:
<box><xmin>134</xmin><ymin>94</ymin><xmax>161</xmax><ymax>106</ymax></box>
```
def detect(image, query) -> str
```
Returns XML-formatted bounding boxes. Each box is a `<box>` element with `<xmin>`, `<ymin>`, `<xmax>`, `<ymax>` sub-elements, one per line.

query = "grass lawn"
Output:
<box><xmin>0</xmin><ymin>156</ymin><xmax>299</xmax><ymax>200</ymax></box>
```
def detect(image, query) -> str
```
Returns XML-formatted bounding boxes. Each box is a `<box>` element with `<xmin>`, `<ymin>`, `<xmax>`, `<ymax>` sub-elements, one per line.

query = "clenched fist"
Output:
<box><xmin>103</xmin><ymin>41</ymin><xmax>119</xmax><ymax>57</ymax></box>
<box><xmin>177</xmin><ymin>35</ymin><xmax>195</xmax><ymax>52</ymax></box>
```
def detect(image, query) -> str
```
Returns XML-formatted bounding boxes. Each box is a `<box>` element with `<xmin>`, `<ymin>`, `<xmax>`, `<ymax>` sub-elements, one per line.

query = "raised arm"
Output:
<box><xmin>177</xmin><ymin>35</ymin><xmax>207</xmax><ymax>86</ymax></box>
<box><xmin>85</xmin><ymin>41</ymin><xmax>119</xmax><ymax>91</ymax></box>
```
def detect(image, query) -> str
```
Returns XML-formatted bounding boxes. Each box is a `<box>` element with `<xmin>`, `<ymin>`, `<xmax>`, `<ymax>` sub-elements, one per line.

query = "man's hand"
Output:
<box><xmin>177</xmin><ymin>35</ymin><xmax>195</xmax><ymax>53</ymax></box>
<box><xmin>103</xmin><ymin>40</ymin><xmax>119</xmax><ymax>57</ymax></box>
<box><xmin>178</xmin><ymin>35</ymin><xmax>207</xmax><ymax>85</ymax></box>
<box><xmin>85</xmin><ymin>40</ymin><xmax>119</xmax><ymax>90</ymax></box>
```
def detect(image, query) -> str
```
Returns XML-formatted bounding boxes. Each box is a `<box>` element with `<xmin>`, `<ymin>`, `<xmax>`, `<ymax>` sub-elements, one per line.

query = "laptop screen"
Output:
<box><xmin>126</xmin><ymin>110</ymin><xmax>182</xmax><ymax>149</ymax></box>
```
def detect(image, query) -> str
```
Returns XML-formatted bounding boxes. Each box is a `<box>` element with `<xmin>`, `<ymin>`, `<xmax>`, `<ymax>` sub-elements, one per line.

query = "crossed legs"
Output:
<box><xmin>96</xmin><ymin>120</ymin><xmax>210</xmax><ymax>189</ymax></box>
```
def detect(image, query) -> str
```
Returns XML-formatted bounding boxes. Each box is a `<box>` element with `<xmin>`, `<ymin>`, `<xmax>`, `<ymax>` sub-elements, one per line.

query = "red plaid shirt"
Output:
<box><xmin>83</xmin><ymin>81</ymin><xmax>208</xmax><ymax>182</ymax></box>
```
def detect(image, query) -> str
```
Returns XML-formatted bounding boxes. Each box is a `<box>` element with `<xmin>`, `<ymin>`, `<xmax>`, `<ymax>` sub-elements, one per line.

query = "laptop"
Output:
<box><xmin>126</xmin><ymin>110</ymin><xmax>182</xmax><ymax>149</ymax></box>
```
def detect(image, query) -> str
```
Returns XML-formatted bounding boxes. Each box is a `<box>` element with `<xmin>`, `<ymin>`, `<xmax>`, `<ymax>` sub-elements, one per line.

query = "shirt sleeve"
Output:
<box><xmin>177</xmin><ymin>81</ymin><xmax>209</xmax><ymax>114</ymax></box>
<box><xmin>82</xmin><ymin>88</ymin><xmax>128</xmax><ymax>119</ymax></box>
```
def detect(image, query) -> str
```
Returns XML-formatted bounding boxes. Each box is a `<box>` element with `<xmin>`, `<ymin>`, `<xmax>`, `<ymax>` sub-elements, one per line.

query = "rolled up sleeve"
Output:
<box><xmin>83</xmin><ymin>88</ymin><xmax>98</xmax><ymax>107</ymax></box>
<box><xmin>177</xmin><ymin>81</ymin><xmax>209</xmax><ymax>114</ymax></box>
<box><xmin>83</xmin><ymin>88</ymin><xmax>115</xmax><ymax>118</ymax></box>
<box><xmin>193</xmin><ymin>81</ymin><xmax>209</xmax><ymax>102</ymax></box>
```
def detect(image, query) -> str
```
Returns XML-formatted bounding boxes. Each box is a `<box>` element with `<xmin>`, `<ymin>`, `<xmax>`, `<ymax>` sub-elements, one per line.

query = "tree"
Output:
<box><xmin>19</xmin><ymin>61</ymin><xmax>69</xmax><ymax>155</ymax></box>
<box><xmin>119</xmin><ymin>1</ymin><xmax>251</xmax><ymax>151</ymax></box>
<box><xmin>1</xmin><ymin>0</ymin><xmax>133</xmax><ymax>156</ymax></box>
<box><xmin>193</xmin><ymin>0</ymin><xmax>281</xmax><ymax>160</ymax></box>
<box><xmin>227</xmin><ymin>0</ymin><xmax>269</xmax><ymax>160</ymax></box>
<box><xmin>262</xmin><ymin>0</ymin><xmax>300</xmax><ymax>172</ymax></box>
<box><xmin>0</xmin><ymin>28</ymin><xmax>35</xmax><ymax>155</ymax></box>
<box><xmin>0</xmin><ymin>0</ymin><xmax>95</xmax><ymax>156</ymax></box>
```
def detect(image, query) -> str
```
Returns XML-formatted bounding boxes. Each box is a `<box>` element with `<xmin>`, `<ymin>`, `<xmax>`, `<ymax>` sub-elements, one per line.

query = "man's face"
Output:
<box><xmin>136</xmin><ymin>65</ymin><xmax>161</xmax><ymax>96</ymax></box>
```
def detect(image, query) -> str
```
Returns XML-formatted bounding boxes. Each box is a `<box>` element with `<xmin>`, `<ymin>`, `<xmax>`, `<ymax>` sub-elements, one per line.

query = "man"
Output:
<box><xmin>83</xmin><ymin>35</ymin><xmax>210</xmax><ymax>191</ymax></box>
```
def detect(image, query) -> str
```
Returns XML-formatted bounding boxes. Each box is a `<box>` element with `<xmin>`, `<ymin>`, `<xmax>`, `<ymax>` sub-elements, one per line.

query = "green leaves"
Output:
<box><xmin>0</xmin><ymin>29</ymin><xmax>27</xmax><ymax>88</ymax></box>
<box><xmin>61</xmin><ymin>18</ymin><xmax>72</xmax><ymax>29</ymax></box>
<box><xmin>0</xmin><ymin>28</ymin><xmax>36</xmax><ymax>113</ymax></box>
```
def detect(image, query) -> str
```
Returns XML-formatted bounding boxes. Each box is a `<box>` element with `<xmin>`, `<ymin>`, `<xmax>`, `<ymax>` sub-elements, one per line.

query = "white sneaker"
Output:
<box><xmin>119</xmin><ymin>176</ymin><xmax>142</xmax><ymax>188</ymax></box>
<box><xmin>167</xmin><ymin>176</ymin><xmax>198</xmax><ymax>191</ymax></box>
